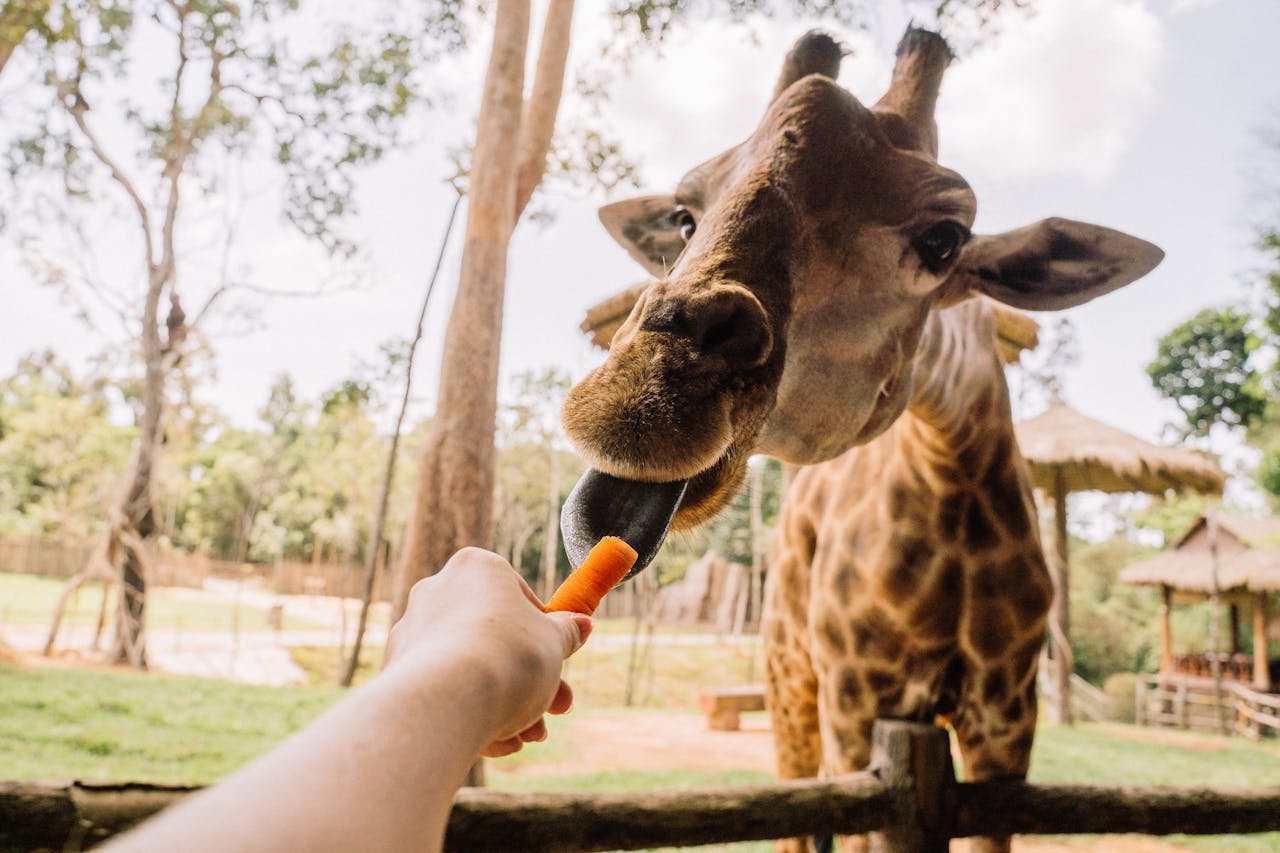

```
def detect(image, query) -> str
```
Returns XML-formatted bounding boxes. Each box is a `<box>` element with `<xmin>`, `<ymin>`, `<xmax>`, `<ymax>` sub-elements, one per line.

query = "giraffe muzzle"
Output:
<box><xmin>560</xmin><ymin>468</ymin><xmax>688</xmax><ymax>577</ymax></box>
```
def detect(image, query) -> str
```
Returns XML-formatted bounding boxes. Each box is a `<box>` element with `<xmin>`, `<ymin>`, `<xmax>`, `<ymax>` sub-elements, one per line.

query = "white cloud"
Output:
<box><xmin>938</xmin><ymin>0</ymin><xmax>1164</xmax><ymax>181</ymax></box>
<box><xmin>571</xmin><ymin>2</ymin><xmax>1163</xmax><ymax>190</ymax></box>
<box><xmin>1172</xmin><ymin>0</ymin><xmax>1225</xmax><ymax>12</ymax></box>
<box><xmin>596</xmin><ymin>17</ymin><xmax>883</xmax><ymax>190</ymax></box>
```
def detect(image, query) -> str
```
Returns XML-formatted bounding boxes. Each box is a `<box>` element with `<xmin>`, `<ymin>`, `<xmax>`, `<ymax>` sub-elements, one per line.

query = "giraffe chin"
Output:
<box><xmin>559</xmin><ymin>468</ymin><xmax>689</xmax><ymax>577</ymax></box>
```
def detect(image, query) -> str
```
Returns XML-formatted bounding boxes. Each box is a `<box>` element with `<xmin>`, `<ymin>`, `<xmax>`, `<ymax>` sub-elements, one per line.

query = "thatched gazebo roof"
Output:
<box><xmin>1117</xmin><ymin>513</ymin><xmax>1280</xmax><ymax>691</ymax></box>
<box><xmin>1012</xmin><ymin>399</ymin><xmax>1226</xmax><ymax>723</ymax></box>
<box><xmin>581</xmin><ymin>285</ymin><xmax>1040</xmax><ymax>364</ymax></box>
<box><xmin>1014</xmin><ymin>401</ymin><xmax>1226</xmax><ymax>496</ymax></box>
<box><xmin>1120</xmin><ymin>515</ymin><xmax>1280</xmax><ymax>594</ymax></box>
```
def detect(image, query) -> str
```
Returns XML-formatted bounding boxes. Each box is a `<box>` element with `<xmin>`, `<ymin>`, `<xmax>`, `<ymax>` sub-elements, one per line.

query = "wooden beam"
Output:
<box><xmin>952</xmin><ymin>783</ymin><xmax>1280</xmax><ymax>837</ymax></box>
<box><xmin>1254</xmin><ymin>591</ymin><xmax>1271</xmax><ymax>692</ymax></box>
<box><xmin>8</xmin><ymin>774</ymin><xmax>1280</xmax><ymax>850</ymax></box>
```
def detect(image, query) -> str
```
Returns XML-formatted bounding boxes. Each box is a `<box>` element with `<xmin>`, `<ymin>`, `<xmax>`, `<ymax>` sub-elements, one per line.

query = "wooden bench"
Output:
<box><xmin>699</xmin><ymin>686</ymin><xmax>766</xmax><ymax>731</ymax></box>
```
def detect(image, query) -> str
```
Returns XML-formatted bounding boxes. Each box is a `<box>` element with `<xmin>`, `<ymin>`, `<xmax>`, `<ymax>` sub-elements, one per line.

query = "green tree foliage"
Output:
<box><xmin>1125</xmin><ymin>491</ymin><xmax>1212</xmax><ymax>548</ymax></box>
<box><xmin>493</xmin><ymin>368</ymin><xmax>582</xmax><ymax>587</ymax></box>
<box><xmin>4</xmin><ymin>0</ymin><xmax>468</xmax><ymax>254</ymax></box>
<box><xmin>608</xmin><ymin>0</ymin><xmax>1028</xmax><ymax>43</ymax></box>
<box><xmin>1146</xmin><ymin>307</ymin><xmax>1266</xmax><ymax>439</ymax></box>
<box><xmin>703</xmin><ymin>456</ymin><xmax>784</xmax><ymax>567</ymax></box>
<box><xmin>0</xmin><ymin>353</ymin><xmax>596</xmax><ymax>576</ymax></box>
<box><xmin>0</xmin><ymin>352</ymin><xmax>133</xmax><ymax>538</ymax></box>
<box><xmin>1067</xmin><ymin>536</ymin><xmax>1160</xmax><ymax>684</ymax></box>
<box><xmin>1146</xmin><ymin>123</ymin><xmax>1280</xmax><ymax>505</ymax></box>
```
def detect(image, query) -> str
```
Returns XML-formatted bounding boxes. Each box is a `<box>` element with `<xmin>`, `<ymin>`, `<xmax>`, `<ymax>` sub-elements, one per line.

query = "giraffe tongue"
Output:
<box><xmin>560</xmin><ymin>468</ymin><xmax>688</xmax><ymax>578</ymax></box>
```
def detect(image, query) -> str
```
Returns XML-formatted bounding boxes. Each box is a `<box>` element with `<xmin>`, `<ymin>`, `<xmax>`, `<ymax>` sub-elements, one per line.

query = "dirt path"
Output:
<box><xmin>503</xmin><ymin>710</ymin><xmax>1193</xmax><ymax>853</ymax></box>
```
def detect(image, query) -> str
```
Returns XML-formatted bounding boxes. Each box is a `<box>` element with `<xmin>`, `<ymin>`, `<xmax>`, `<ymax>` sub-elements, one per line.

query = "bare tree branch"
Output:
<box><xmin>57</xmin><ymin>82</ymin><xmax>156</xmax><ymax>271</ymax></box>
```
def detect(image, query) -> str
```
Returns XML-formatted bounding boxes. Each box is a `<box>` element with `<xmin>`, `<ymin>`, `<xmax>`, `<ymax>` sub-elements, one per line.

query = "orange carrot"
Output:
<box><xmin>545</xmin><ymin>536</ymin><xmax>638</xmax><ymax>615</ymax></box>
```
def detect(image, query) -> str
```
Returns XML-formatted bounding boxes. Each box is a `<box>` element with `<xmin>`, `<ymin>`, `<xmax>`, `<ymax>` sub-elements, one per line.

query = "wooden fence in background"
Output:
<box><xmin>1136</xmin><ymin>673</ymin><xmax>1280</xmax><ymax>739</ymax></box>
<box><xmin>0</xmin><ymin>536</ymin><xmax>383</xmax><ymax>601</ymax></box>
<box><xmin>4</xmin><ymin>720</ymin><xmax>1280</xmax><ymax>852</ymax></box>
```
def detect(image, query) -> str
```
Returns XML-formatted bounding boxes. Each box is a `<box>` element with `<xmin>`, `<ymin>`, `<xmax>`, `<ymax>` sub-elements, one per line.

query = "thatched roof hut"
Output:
<box><xmin>1120</xmin><ymin>513</ymin><xmax>1280</xmax><ymax>691</ymax></box>
<box><xmin>1120</xmin><ymin>515</ymin><xmax>1280</xmax><ymax>594</ymax></box>
<box><xmin>1012</xmin><ymin>400</ymin><xmax>1226</xmax><ymax>724</ymax></box>
<box><xmin>1014</xmin><ymin>402</ymin><xmax>1225</xmax><ymax>496</ymax></box>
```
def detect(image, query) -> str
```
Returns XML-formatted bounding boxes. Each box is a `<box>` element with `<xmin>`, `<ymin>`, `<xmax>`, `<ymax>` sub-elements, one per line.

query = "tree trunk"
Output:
<box><xmin>43</xmin><ymin>539</ymin><xmax>112</xmax><ymax>655</ymax></box>
<box><xmin>393</xmin><ymin>1</ymin><xmax>531</xmax><ymax>623</ymax></box>
<box><xmin>1206</xmin><ymin>513</ymin><xmax>1229</xmax><ymax>735</ymax></box>
<box><xmin>108</xmin><ymin>265</ymin><xmax>169</xmax><ymax>669</ymax></box>
<box><xmin>391</xmin><ymin>0</ymin><xmax>575</xmax><ymax>789</ymax></box>
<box><xmin>394</xmin><ymin>0</ymin><xmax>575</xmax><ymax>616</ymax></box>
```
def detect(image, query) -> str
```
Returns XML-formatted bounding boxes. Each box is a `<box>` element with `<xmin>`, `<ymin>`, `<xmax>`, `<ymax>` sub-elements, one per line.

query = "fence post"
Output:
<box><xmin>867</xmin><ymin>720</ymin><xmax>954</xmax><ymax>852</ymax></box>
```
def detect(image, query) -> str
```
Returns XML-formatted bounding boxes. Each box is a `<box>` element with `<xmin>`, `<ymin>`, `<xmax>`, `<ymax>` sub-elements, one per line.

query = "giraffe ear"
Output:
<box><xmin>944</xmin><ymin>218</ymin><xmax>1164</xmax><ymax>311</ymax></box>
<box><xmin>598</xmin><ymin>195</ymin><xmax>688</xmax><ymax>279</ymax></box>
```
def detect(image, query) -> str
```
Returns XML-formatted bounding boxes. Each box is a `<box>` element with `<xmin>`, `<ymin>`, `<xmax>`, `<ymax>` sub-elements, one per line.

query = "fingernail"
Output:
<box><xmin>572</xmin><ymin>613</ymin><xmax>593</xmax><ymax>645</ymax></box>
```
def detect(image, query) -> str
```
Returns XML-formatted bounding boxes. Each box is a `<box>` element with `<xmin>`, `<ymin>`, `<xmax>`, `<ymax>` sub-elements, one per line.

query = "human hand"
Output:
<box><xmin>385</xmin><ymin>547</ymin><xmax>591</xmax><ymax>758</ymax></box>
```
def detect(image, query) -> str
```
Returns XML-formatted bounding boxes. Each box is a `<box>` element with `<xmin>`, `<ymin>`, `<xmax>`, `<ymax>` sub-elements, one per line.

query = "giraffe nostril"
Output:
<box><xmin>640</xmin><ymin>301</ymin><xmax>689</xmax><ymax>337</ymax></box>
<box><xmin>640</xmin><ymin>285</ymin><xmax>772</xmax><ymax>369</ymax></box>
<box><xmin>700</xmin><ymin>315</ymin><xmax>737</xmax><ymax>354</ymax></box>
<box><xmin>698</xmin><ymin>303</ymin><xmax>771</xmax><ymax>367</ymax></box>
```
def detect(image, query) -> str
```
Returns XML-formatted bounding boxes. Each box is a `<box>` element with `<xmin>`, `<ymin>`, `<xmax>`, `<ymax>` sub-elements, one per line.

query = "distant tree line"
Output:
<box><xmin>0</xmin><ymin>354</ymin><xmax>775</xmax><ymax>592</ymax></box>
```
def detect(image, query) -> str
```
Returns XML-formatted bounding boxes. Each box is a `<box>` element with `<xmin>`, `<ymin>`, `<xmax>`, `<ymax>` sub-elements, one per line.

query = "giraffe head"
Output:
<box><xmin>561</xmin><ymin>29</ymin><xmax>1162</xmax><ymax>568</ymax></box>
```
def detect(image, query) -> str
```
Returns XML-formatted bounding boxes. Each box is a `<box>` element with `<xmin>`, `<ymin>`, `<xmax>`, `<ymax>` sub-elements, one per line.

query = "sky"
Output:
<box><xmin>2</xmin><ymin>0</ymin><xmax>1278</xmax><ymax>488</ymax></box>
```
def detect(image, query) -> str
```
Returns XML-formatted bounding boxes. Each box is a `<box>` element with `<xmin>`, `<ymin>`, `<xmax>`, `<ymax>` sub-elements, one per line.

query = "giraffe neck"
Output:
<box><xmin>905</xmin><ymin>299</ymin><xmax>1014</xmax><ymax>456</ymax></box>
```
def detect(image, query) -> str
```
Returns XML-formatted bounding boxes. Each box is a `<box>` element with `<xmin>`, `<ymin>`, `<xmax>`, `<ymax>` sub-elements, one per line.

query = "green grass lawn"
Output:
<box><xmin>0</xmin><ymin>664</ymin><xmax>340</xmax><ymax>783</ymax></box>
<box><xmin>0</xmin><ymin>571</ymin><xmax>328</xmax><ymax>633</ymax></box>
<box><xmin>1027</xmin><ymin>724</ymin><xmax>1280</xmax><ymax>853</ymax></box>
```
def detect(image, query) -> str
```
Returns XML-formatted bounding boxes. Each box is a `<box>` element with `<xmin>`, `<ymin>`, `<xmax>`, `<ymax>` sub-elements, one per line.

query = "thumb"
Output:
<box><xmin>547</xmin><ymin>611</ymin><xmax>592</xmax><ymax>659</ymax></box>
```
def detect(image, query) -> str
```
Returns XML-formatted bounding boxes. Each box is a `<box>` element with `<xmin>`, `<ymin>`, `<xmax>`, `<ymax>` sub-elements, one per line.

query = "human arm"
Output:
<box><xmin>104</xmin><ymin>547</ymin><xmax>589</xmax><ymax>853</ymax></box>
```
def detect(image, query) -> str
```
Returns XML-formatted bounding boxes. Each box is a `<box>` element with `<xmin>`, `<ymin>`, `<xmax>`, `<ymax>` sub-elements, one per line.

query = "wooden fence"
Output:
<box><xmin>5</xmin><ymin>720</ymin><xmax>1280</xmax><ymax>852</ymax></box>
<box><xmin>1137</xmin><ymin>673</ymin><xmax>1280</xmax><ymax>739</ymax></box>
<box><xmin>0</xmin><ymin>536</ymin><xmax>383</xmax><ymax>600</ymax></box>
<box><xmin>1035</xmin><ymin>659</ymin><xmax>1115</xmax><ymax>723</ymax></box>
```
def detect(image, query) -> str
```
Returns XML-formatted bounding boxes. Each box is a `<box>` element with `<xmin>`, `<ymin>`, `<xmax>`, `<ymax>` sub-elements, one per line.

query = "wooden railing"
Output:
<box><xmin>6</xmin><ymin>721</ymin><xmax>1280</xmax><ymax>852</ymax></box>
<box><xmin>1232</xmin><ymin>682</ymin><xmax>1280</xmax><ymax>740</ymax></box>
<box><xmin>1036</xmin><ymin>659</ymin><xmax>1114</xmax><ymax>722</ymax></box>
<box><xmin>1136</xmin><ymin>673</ymin><xmax>1280</xmax><ymax>738</ymax></box>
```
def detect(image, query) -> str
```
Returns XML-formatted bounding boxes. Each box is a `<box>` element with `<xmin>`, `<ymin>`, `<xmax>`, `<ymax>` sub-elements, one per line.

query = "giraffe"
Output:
<box><xmin>764</xmin><ymin>297</ymin><xmax>1048</xmax><ymax>852</ymax></box>
<box><xmin>558</xmin><ymin>27</ymin><xmax>1162</xmax><ymax>852</ymax></box>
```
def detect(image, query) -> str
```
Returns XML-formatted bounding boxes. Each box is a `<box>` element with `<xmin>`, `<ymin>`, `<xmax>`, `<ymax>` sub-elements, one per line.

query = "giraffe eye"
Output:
<box><xmin>914</xmin><ymin>221</ymin><xmax>970</xmax><ymax>274</ymax></box>
<box><xmin>675</xmin><ymin>208</ymin><xmax>696</xmax><ymax>242</ymax></box>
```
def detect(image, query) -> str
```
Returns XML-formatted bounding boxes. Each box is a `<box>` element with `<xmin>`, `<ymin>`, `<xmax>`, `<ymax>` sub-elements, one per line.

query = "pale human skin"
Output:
<box><xmin>105</xmin><ymin>547</ymin><xmax>591</xmax><ymax>853</ymax></box>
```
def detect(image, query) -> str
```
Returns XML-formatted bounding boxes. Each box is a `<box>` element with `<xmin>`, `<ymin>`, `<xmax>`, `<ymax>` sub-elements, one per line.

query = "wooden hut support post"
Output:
<box><xmin>1049</xmin><ymin>466</ymin><xmax>1074</xmax><ymax>725</ymax></box>
<box><xmin>1255</xmin><ymin>592</ymin><xmax>1271</xmax><ymax>692</ymax></box>
<box><xmin>1160</xmin><ymin>585</ymin><xmax>1174</xmax><ymax>673</ymax></box>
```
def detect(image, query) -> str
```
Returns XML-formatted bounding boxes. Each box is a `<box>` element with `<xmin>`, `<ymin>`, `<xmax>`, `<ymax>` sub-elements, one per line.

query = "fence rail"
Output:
<box><xmin>1035</xmin><ymin>658</ymin><xmax>1114</xmax><ymax>723</ymax></box>
<box><xmin>5</xmin><ymin>721</ymin><xmax>1280</xmax><ymax>853</ymax></box>
<box><xmin>1136</xmin><ymin>673</ymin><xmax>1280</xmax><ymax>739</ymax></box>
<box><xmin>0</xmin><ymin>536</ymin><xmax>379</xmax><ymax>600</ymax></box>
